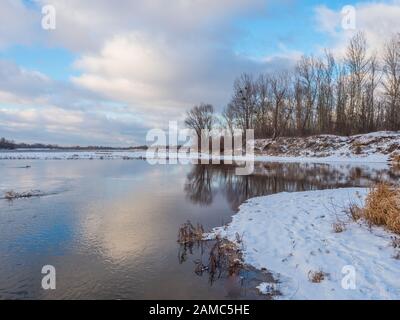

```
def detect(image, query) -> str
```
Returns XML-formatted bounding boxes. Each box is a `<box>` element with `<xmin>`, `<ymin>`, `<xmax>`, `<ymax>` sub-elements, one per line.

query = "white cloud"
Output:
<box><xmin>34</xmin><ymin>0</ymin><xmax>265</xmax><ymax>52</ymax></box>
<box><xmin>0</xmin><ymin>105</ymin><xmax>147</xmax><ymax>146</ymax></box>
<box><xmin>0</xmin><ymin>0</ymin><xmax>301</xmax><ymax>145</ymax></box>
<box><xmin>0</xmin><ymin>0</ymin><xmax>41</xmax><ymax>49</ymax></box>
<box><xmin>315</xmin><ymin>1</ymin><xmax>400</xmax><ymax>57</ymax></box>
<box><xmin>71</xmin><ymin>31</ymin><xmax>298</xmax><ymax>128</ymax></box>
<box><xmin>0</xmin><ymin>60</ymin><xmax>147</xmax><ymax>145</ymax></box>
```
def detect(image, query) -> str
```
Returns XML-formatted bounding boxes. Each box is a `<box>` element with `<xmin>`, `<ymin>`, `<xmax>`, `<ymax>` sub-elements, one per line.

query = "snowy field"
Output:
<box><xmin>1</xmin><ymin>131</ymin><xmax>398</xmax><ymax>165</ymax></box>
<box><xmin>0</xmin><ymin>149</ymin><xmax>394</xmax><ymax>165</ymax></box>
<box><xmin>209</xmin><ymin>188</ymin><xmax>400</xmax><ymax>300</ymax></box>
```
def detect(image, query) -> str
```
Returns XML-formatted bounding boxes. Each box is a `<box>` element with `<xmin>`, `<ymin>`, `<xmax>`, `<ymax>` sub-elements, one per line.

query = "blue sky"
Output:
<box><xmin>0</xmin><ymin>0</ymin><xmax>399</xmax><ymax>146</ymax></box>
<box><xmin>0</xmin><ymin>45</ymin><xmax>77</xmax><ymax>81</ymax></box>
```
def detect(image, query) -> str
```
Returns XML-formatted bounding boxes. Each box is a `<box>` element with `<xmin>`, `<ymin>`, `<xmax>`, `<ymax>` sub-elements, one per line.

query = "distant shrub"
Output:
<box><xmin>0</xmin><ymin>137</ymin><xmax>16</xmax><ymax>149</ymax></box>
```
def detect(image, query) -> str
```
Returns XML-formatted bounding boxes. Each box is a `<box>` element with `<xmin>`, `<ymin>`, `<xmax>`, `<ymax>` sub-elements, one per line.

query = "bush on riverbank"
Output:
<box><xmin>355</xmin><ymin>184</ymin><xmax>400</xmax><ymax>234</ymax></box>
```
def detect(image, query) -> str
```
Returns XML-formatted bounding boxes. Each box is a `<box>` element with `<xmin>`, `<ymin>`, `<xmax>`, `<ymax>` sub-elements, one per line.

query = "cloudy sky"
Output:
<box><xmin>0</xmin><ymin>0</ymin><xmax>400</xmax><ymax>146</ymax></box>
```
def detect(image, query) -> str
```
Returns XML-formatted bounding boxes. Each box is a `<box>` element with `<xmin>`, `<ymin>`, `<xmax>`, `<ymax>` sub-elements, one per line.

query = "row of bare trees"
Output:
<box><xmin>186</xmin><ymin>33</ymin><xmax>400</xmax><ymax>139</ymax></box>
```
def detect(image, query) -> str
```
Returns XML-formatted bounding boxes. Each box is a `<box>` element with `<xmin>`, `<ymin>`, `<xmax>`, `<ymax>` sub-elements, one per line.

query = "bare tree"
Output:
<box><xmin>228</xmin><ymin>73</ymin><xmax>258</xmax><ymax>132</ymax></box>
<box><xmin>295</xmin><ymin>55</ymin><xmax>320</xmax><ymax>135</ymax></box>
<box><xmin>193</xmin><ymin>32</ymin><xmax>400</xmax><ymax>140</ymax></box>
<box><xmin>222</xmin><ymin>105</ymin><xmax>235</xmax><ymax>137</ymax></box>
<box><xmin>184</xmin><ymin>103</ymin><xmax>215</xmax><ymax>145</ymax></box>
<box><xmin>383</xmin><ymin>34</ymin><xmax>400</xmax><ymax>130</ymax></box>
<box><xmin>270</xmin><ymin>73</ymin><xmax>291</xmax><ymax>138</ymax></box>
<box><xmin>345</xmin><ymin>32</ymin><xmax>371</xmax><ymax>133</ymax></box>
<box><xmin>316</xmin><ymin>52</ymin><xmax>335</xmax><ymax>133</ymax></box>
<box><xmin>335</xmin><ymin>64</ymin><xmax>348</xmax><ymax>133</ymax></box>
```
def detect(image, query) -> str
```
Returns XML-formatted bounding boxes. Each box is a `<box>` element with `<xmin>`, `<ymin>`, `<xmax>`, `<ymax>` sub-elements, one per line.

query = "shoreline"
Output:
<box><xmin>1</xmin><ymin>131</ymin><xmax>398</xmax><ymax>165</ymax></box>
<box><xmin>206</xmin><ymin>188</ymin><xmax>400</xmax><ymax>300</ymax></box>
<box><xmin>0</xmin><ymin>150</ymin><xmax>393</xmax><ymax>164</ymax></box>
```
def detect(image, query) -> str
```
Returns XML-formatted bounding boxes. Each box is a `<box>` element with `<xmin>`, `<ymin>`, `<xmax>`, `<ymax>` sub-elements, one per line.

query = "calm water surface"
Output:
<box><xmin>0</xmin><ymin>160</ymin><xmax>397</xmax><ymax>299</ymax></box>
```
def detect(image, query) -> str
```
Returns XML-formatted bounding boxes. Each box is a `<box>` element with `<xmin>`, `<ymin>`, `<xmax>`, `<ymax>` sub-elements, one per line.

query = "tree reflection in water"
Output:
<box><xmin>180</xmin><ymin>162</ymin><xmax>399</xmax><ymax>297</ymax></box>
<box><xmin>184</xmin><ymin>162</ymin><xmax>400</xmax><ymax>211</ymax></box>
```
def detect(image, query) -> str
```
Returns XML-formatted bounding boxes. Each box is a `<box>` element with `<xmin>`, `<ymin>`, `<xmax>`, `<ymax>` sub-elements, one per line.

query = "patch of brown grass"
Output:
<box><xmin>362</xmin><ymin>183</ymin><xmax>400</xmax><ymax>234</ymax></box>
<box><xmin>206</xmin><ymin>235</ymin><xmax>244</xmax><ymax>281</ymax></box>
<box><xmin>353</xmin><ymin>143</ymin><xmax>363</xmax><ymax>155</ymax></box>
<box><xmin>308</xmin><ymin>270</ymin><xmax>328</xmax><ymax>283</ymax></box>
<box><xmin>332</xmin><ymin>221</ymin><xmax>346</xmax><ymax>233</ymax></box>
<box><xmin>390</xmin><ymin>153</ymin><xmax>400</xmax><ymax>170</ymax></box>
<box><xmin>347</xmin><ymin>203</ymin><xmax>363</xmax><ymax>221</ymax></box>
<box><xmin>177</xmin><ymin>221</ymin><xmax>204</xmax><ymax>244</ymax></box>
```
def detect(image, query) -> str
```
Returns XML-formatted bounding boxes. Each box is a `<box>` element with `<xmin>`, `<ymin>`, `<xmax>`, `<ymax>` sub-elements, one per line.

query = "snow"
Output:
<box><xmin>0</xmin><ymin>150</ymin><xmax>147</xmax><ymax>160</ymax></box>
<box><xmin>208</xmin><ymin>188</ymin><xmax>400</xmax><ymax>300</ymax></box>
<box><xmin>0</xmin><ymin>150</ymin><xmax>391</xmax><ymax>165</ymax></box>
<box><xmin>253</xmin><ymin>153</ymin><xmax>389</xmax><ymax>164</ymax></box>
<box><xmin>253</xmin><ymin>131</ymin><xmax>400</xmax><ymax>165</ymax></box>
<box><xmin>1</xmin><ymin>131</ymin><xmax>398</xmax><ymax>165</ymax></box>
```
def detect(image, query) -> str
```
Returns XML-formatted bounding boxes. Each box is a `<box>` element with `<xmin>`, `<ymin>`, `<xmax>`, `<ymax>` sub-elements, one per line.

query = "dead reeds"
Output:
<box><xmin>308</xmin><ymin>270</ymin><xmax>328</xmax><ymax>283</ymax></box>
<box><xmin>361</xmin><ymin>183</ymin><xmax>400</xmax><ymax>234</ymax></box>
<box><xmin>208</xmin><ymin>235</ymin><xmax>244</xmax><ymax>279</ymax></box>
<box><xmin>177</xmin><ymin>221</ymin><xmax>205</xmax><ymax>244</ymax></box>
<box><xmin>332</xmin><ymin>221</ymin><xmax>346</xmax><ymax>233</ymax></box>
<box><xmin>177</xmin><ymin>221</ymin><xmax>245</xmax><ymax>283</ymax></box>
<box><xmin>390</xmin><ymin>153</ymin><xmax>400</xmax><ymax>170</ymax></box>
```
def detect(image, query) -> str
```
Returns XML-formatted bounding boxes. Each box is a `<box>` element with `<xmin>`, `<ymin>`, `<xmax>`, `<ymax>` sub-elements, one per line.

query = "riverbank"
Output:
<box><xmin>207</xmin><ymin>188</ymin><xmax>400</xmax><ymax>299</ymax></box>
<box><xmin>253</xmin><ymin>131</ymin><xmax>400</xmax><ymax>164</ymax></box>
<box><xmin>1</xmin><ymin>131</ymin><xmax>398</xmax><ymax>164</ymax></box>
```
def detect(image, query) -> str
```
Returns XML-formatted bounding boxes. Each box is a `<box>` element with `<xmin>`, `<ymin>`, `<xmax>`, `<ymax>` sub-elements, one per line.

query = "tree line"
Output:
<box><xmin>0</xmin><ymin>137</ymin><xmax>148</xmax><ymax>150</ymax></box>
<box><xmin>186</xmin><ymin>32</ymin><xmax>400</xmax><ymax>139</ymax></box>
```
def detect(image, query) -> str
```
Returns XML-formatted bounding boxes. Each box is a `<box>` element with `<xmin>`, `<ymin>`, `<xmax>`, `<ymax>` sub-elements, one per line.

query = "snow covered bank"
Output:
<box><xmin>0</xmin><ymin>131</ymin><xmax>398</xmax><ymax>165</ymax></box>
<box><xmin>0</xmin><ymin>150</ymin><xmax>147</xmax><ymax>160</ymax></box>
<box><xmin>253</xmin><ymin>131</ymin><xmax>400</xmax><ymax>164</ymax></box>
<box><xmin>0</xmin><ymin>150</ymin><xmax>392</xmax><ymax>165</ymax></box>
<box><xmin>209</xmin><ymin>188</ymin><xmax>400</xmax><ymax>299</ymax></box>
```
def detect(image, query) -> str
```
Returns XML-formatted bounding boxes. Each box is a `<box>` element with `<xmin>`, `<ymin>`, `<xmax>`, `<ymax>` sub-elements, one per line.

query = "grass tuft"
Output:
<box><xmin>362</xmin><ymin>183</ymin><xmax>400</xmax><ymax>234</ymax></box>
<box><xmin>308</xmin><ymin>270</ymin><xmax>328</xmax><ymax>283</ymax></box>
<box><xmin>390</xmin><ymin>153</ymin><xmax>400</xmax><ymax>169</ymax></box>
<box><xmin>332</xmin><ymin>221</ymin><xmax>346</xmax><ymax>233</ymax></box>
<box><xmin>177</xmin><ymin>221</ymin><xmax>204</xmax><ymax>244</ymax></box>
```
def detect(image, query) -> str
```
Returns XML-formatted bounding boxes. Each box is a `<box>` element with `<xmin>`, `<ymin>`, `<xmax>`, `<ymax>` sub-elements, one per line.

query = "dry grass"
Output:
<box><xmin>177</xmin><ymin>221</ymin><xmax>245</xmax><ymax>283</ymax></box>
<box><xmin>392</xmin><ymin>252</ymin><xmax>400</xmax><ymax>260</ymax></box>
<box><xmin>353</xmin><ymin>143</ymin><xmax>363</xmax><ymax>155</ymax></box>
<box><xmin>209</xmin><ymin>235</ymin><xmax>244</xmax><ymax>277</ymax></box>
<box><xmin>391</xmin><ymin>236</ymin><xmax>400</xmax><ymax>248</ymax></box>
<box><xmin>177</xmin><ymin>221</ymin><xmax>205</xmax><ymax>245</ymax></box>
<box><xmin>308</xmin><ymin>270</ymin><xmax>328</xmax><ymax>283</ymax></box>
<box><xmin>362</xmin><ymin>183</ymin><xmax>400</xmax><ymax>234</ymax></box>
<box><xmin>332</xmin><ymin>221</ymin><xmax>346</xmax><ymax>233</ymax></box>
<box><xmin>347</xmin><ymin>203</ymin><xmax>363</xmax><ymax>221</ymax></box>
<box><xmin>390</xmin><ymin>153</ymin><xmax>400</xmax><ymax>169</ymax></box>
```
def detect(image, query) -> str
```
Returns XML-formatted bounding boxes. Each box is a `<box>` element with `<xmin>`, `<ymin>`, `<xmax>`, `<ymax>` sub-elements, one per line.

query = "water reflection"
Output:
<box><xmin>185</xmin><ymin>162</ymin><xmax>400</xmax><ymax>210</ymax></box>
<box><xmin>181</xmin><ymin>161</ymin><xmax>400</xmax><ymax>296</ymax></box>
<box><xmin>184</xmin><ymin>166</ymin><xmax>215</xmax><ymax>206</ymax></box>
<box><xmin>1</xmin><ymin>160</ymin><xmax>398</xmax><ymax>299</ymax></box>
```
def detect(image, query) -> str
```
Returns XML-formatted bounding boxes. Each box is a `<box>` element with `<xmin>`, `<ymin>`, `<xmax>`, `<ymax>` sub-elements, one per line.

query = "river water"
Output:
<box><xmin>0</xmin><ymin>160</ymin><xmax>397</xmax><ymax>299</ymax></box>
